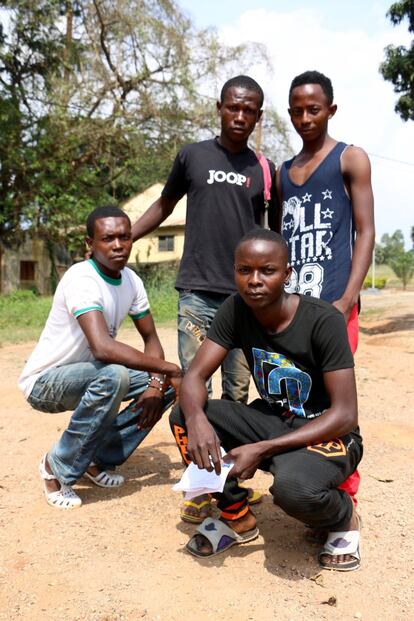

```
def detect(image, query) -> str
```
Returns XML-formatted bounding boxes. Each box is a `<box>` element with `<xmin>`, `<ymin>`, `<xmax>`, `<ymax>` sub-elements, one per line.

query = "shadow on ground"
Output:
<box><xmin>359</xmin><ymin>313</ymin><xmax>414</xmax><ymax>335</ymax></box>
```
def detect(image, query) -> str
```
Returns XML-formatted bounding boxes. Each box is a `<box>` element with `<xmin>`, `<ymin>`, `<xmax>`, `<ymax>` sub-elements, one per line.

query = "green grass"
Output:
<box><xmin>146</xmin><ymin>285</ymin><xmax>178</xmax><ymax>324</ymax></box>
<box><xmin>0</xmin><ymin>272</ymin><xmax>178</xmax><ymax>346</ymax></box>
<box><xmin>0</xmin><ymin>290</ymin><xmax>52</xmax><ymax>345</ymax></box>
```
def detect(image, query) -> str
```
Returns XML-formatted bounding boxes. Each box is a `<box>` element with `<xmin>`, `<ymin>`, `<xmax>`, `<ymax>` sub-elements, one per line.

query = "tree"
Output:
<box><xmin>375</xmin><ymin>229</ymin><xmax>405</xmax><ymax>264</ymax></box>
<box><xmin>0</xmin><ymin>0</ymin><xmax>291</xmax><ymax>258</ymax></box>
<box><xmin>389</xmin><ymin>251</ymin><xmax>414</xmax><ymax>289</ymax></box>
<box><xmin>375</xmin><ymin>228</ymin><xmax>414</xmax><ymax>289</ymax></box>
<box><xmin>380</xmin><ymin>1</ymin><xmax>414</xmax><ymax>121</ymax></box>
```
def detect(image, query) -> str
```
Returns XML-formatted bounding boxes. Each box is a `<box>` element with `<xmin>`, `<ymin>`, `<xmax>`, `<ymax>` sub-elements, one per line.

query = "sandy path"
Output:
<box><xmin>0</xmin><ymin>290</ymin><xmax>413</xmax><ymax>621</ymax></box>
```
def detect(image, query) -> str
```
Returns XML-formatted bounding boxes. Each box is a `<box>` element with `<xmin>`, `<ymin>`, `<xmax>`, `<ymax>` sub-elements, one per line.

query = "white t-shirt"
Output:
<box><xmin>18</xmin><ymin>259</ymin><xmax>150</xmax><ymax>398</ymax></box>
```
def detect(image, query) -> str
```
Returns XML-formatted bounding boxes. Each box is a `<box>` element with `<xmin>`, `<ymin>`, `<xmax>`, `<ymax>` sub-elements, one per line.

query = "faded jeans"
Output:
<box><xmin>28</xmin><ymin>360</ymin><xmax>175</xmax><ymax>485</ymax></box>
<box><xmin>177</xmin><ymin>289</ymin><xmax>251</xmax><ymax>403</ymax></box>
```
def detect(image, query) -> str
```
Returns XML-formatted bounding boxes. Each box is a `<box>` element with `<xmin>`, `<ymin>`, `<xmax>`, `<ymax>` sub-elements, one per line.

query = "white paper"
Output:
<box><xmin>172</xmin><ymin>447</ymin><xmax>234</xmax><ymax>499</ymax></box>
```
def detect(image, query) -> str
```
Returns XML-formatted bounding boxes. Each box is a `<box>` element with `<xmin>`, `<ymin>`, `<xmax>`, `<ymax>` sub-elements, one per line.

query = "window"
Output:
<box><xmin>20</xmin><ymin>261</ymin><xmax>36</xmax><ymax>281</ymax></box>
<box><xmin>158</xmin><ymin>235</ymin><xmax>174</xmax><ymax>252</ymax></box>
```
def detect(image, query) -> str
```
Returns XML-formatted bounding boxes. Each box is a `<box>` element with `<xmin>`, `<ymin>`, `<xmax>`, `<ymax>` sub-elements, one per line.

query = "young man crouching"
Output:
<box><xmin>170</xmin><ymin>230</ymin><xmax>362</xmax><ymax>571</ymax></box>
<box><xmin>19</xmin><ymin>205</ymin><xmax>182</xmax><ymax>509</ymax></box>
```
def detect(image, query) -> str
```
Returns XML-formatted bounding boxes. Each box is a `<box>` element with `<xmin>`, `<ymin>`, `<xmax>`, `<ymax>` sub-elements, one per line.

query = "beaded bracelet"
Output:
<box><xmin>149</xmin><ymin>376</ymin><xmax>164</xmax><ymax>386</ymax></box>
<box><xmin>146</xmin><ymin>376</ymin><xmax>165</xmax><ymax>392</ymax></box>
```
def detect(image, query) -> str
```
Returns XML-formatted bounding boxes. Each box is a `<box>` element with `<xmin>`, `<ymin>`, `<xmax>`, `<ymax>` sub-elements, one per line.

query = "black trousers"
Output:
<box><xmin>170</xmin><ymin>399</ymin><xmax>363</xmax><ymax>531</ymax></box>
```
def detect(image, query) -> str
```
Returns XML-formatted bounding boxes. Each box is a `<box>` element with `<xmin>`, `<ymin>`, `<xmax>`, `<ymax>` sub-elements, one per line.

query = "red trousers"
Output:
<box><xmin>338</xmin><ymin>304</ymin><xmax>360</xmax><ymax>505</ymax></box>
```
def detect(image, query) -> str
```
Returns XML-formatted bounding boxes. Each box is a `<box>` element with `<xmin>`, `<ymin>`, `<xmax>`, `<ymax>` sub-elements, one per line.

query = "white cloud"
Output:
<box><xmin>219</xmin><ymin>8</ymin><xmax>414</xmax><ymax>246</ymax></box>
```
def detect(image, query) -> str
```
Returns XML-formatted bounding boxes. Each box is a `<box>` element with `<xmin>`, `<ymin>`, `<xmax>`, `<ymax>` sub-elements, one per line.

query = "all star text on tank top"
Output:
<box><xmin>280</xmin><ymin>142</ymin><xmax>354</xmax><ymax>303</ymax></box>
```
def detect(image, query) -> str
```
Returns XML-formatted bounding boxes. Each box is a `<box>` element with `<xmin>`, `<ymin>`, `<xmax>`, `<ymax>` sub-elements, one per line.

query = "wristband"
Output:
<box><xmin>146</xmin><ymin>375</ymin><xmax>164</xmax><ymax>393</ymax></box>
<box><xmin>149</xmin><ymin>376</ymin><xmax>164</xmax><ymax>386</ymax></box>
<box><xmin>146</xmin><ymin>382</ymin><xmax>163</xmax><ymax>393</ymax></box>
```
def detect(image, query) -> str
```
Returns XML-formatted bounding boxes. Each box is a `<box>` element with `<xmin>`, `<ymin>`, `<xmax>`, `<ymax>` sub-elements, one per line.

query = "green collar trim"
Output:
<box><xmin>88</xmin><ymin>258</ymin><xmax>122</xmax><ymax>286</ymax></box>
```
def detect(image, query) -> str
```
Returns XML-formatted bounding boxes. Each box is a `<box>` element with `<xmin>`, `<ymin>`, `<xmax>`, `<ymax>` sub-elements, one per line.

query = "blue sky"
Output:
<box><xmin>180</xmin><ymin>0</ymin><xmax>414</xmax><ymax>247</ymax></box>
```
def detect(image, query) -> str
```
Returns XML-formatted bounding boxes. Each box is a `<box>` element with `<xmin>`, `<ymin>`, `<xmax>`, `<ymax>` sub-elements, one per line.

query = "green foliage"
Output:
<box><xmin>388</xmin><ymin>250</ymin><xmax>414</xmax><ymax>289</ymax></box>
<box><xmin>380</xmin><ymin>1</ymin><xmax>414</xmax><ymax>121</ymax></box>
<box><xmin>375</xmin><ymin>229</ymin><xmax>405</xmax><ymax>264</ymax></box>
<box><xmin>0</xmin><ymin>291</ymin><xmax>52</xmax><ymax>343</ymax></box>
<box><xmin>374</xmin><ymin>228</ymin><xmax>414</xmax><ymax>289</ymax></box>
<box><xmin>0</xmin><ymin>0</ymin><xmax>291</xmax><ymax>258</ymax></box>
<box><xmin>0</xmin><ymin>267</ymin><xmax>178</xmax><ymax>344</ymax></box>
<box><xmin>134</xmin><ymin>261</ymin><xmax>178</xmax><ymax>324</ymax></box>
<box><xmin>363</xmin><ymin>276</ymin><xmax>387</xmax><ymax>289</ymax></box>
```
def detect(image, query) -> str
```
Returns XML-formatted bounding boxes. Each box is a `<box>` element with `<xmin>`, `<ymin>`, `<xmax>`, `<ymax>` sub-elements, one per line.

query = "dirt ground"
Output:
<box><xmin>1</xmin><ymin>289</ymin><xmax>413</xmax><ymax>621</ymax></box>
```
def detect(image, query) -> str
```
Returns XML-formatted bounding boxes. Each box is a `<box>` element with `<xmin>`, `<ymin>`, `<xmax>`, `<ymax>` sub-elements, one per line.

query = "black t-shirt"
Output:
<box><xmin>207</xmin><ymin>294</ymin><xmax>354</xmax><ymax>419</ymax></box>
<box><xmin>162</xmin><ymin>138</ymin><xmax>276</xmax><ymax>294</ymax></box>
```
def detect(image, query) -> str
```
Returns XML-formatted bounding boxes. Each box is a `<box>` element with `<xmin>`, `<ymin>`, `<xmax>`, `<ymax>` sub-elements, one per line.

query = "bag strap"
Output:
<box><xmin>256</xmin><ymin>152</ymin><xmax>272</xmax><ymax>229</ymax></box>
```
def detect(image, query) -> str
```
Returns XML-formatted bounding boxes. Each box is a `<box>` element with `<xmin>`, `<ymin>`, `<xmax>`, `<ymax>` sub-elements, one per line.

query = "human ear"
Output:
<box><xmin>328</xmin><ymin>104</ymin><xmax>337</xmax><ymax>119</ymax></box>
<box><xmin>284</xmin><ymin>264</ymin><xmax>292</xmax><ymax>284</ymax></box>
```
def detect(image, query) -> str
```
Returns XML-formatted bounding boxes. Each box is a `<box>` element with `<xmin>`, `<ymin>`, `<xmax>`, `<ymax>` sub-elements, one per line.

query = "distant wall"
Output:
<box><xmin>0</xmin><ymin>238</ymin><xmax>53</xmax><ymax>295</ymax></box>
<box><xmin>131</xmin><ymin>225</ymin><xmax>184</xmax><ymax>264</ymax></box>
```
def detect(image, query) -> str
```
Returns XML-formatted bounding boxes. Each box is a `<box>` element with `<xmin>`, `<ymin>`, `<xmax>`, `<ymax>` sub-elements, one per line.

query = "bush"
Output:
<box><xmin>131</xmin><ymin>261</ymin><xmax>179</xmax><ymax>324</ymax></box>
<box><xmin>0</xmin><ymin>262</ymin><xmax>179</xmax><ymax>344</ymax></box>
<box><xmin>363</xmin><ymin>276</ymin><xmax>387</xmax><ymax>289</ymax></box>
<box><xmin>0</xmin><ymin>290</ymin><xmax>53</xmax><ymax>344</ymax></box>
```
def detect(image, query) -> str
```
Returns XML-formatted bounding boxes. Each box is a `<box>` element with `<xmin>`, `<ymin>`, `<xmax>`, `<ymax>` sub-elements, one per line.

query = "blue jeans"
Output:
<box><xmin>177</xmin><ymin>290</ymin><xmax>251</xmax><ymax>403</ymax></box>
<box><xmin>28</xmin><ymin>361</ymin><xmax>175</xmax><ymax>485</ymax></box>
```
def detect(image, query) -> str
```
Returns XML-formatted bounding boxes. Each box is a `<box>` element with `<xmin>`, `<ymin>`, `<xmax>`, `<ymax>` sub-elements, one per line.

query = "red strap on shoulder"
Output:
<box><xmin>256</xmin><ymin>152</ymin><xmax>272</xmax><ymax>201</ymax></box>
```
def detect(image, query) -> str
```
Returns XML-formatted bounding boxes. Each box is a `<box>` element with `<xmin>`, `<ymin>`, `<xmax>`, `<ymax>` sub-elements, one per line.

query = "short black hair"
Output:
<box><xmin>221</xmin><ymin>75</ymin><xmax>264</xmax><ymax>107</ymax></box>
<box><xmin>289</xmin><ymin>70</ymin><xmax>334</xmax><ymax>105</ymax></box>
<box><xmin>86</xmin><ymin>205</ymin><xmax>131</xmax><ymax>237</ymax></box>
<box><xmin>236</xmin><ymin>229</ymin><xmax>288</xmax><ymax>260</ymax></box>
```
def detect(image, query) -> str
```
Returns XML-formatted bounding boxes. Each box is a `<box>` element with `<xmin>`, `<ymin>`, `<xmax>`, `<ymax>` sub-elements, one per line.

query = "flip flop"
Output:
<box><xmin>306</xmin><ymin>513</ymin><xmax>362</xmax><ymax>544</ymax></box>
<box><xmin>319</xmin><ymin>519</ymin><xmax>361</xmax><ymax>572</ymax></box>
<box><xmin>186</xmin><ymin>517</ymin><xmax>259</xmax><ymax>558</ymax></box>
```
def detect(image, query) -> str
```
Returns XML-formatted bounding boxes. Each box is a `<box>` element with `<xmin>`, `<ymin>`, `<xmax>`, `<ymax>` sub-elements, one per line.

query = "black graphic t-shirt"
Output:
<box><xmin>162</xmin><ymin>138</ymin><xmax>276</xmax><ymax>294</ymax></box>
<box><xmin>207</xmin><ymin>294</ymin><xmax>354</xmax><ymax>419</ymax></box>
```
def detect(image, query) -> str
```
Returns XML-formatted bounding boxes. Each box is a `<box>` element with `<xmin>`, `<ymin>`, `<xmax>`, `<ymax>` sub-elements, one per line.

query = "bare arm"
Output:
<box><xmin>132</xmin><ymin>313</ymin><xmax>181</xmax><ymax>426</ymax></box>
<box><xmin>77</xmin><ymin>310</ymin><xmax>181</xmax><ymax>380</ymax></box>
<box><xmin>335</xmin><ymin>146</ymin><xmax>375</xmax><ymax>320</ymax></box>
<box><xmin>226</xmin><ymin>367</ymin><xmax>357</xmax><ymax>480</ymax></box>
<box><xmin>131</xmin><ymin>195</ymin><xmax>178</xmax><ymax>241</ymax></box>
<box><xmin>133</xmin><ymin>312</ymin><xmax>164</xmax><ymax>361</ymax></box>
<box><xmin>180</xmin><ymin>338</ymin><xmax>230</xmax><ymax>473</ymax></box>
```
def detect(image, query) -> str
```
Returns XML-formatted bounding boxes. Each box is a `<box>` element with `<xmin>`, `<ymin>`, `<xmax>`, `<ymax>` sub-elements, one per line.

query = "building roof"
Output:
<box><xmin>122</xmin><ymin>183</ymin><xmax>187</xmax><ymax>227</ymax></box>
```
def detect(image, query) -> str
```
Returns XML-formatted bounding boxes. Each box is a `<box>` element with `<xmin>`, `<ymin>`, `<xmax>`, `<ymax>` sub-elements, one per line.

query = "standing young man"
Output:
<box><xmin>170</xmin><ymin>231</ymin><xmax>362</xmax><ymax>571</ymax></box>
<box><xmin>19</xmin><ymin>205</ymin><xmax>182</xmax><ymax>509</ymax></box>
<box><xmin>132</xmin><ymin>75</ymin><xmax>275</xmax><ymax>522</ymax></box>
<box><xmin>276</xmin><ymin>70</ymin><xmax>375</xmax><ymax>502</ymax></box>
<box><xmin>277</xmin><ymin>70</ymin><xmax>374</xmax><ymax>343</ymax></box>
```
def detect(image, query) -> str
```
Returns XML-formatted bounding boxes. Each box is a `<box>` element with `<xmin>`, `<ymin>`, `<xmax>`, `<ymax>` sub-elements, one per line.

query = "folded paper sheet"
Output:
<box><xmin>173</xmin><ymin>448</ymin><xmax>234</xmax><ymax>500</ymax></box>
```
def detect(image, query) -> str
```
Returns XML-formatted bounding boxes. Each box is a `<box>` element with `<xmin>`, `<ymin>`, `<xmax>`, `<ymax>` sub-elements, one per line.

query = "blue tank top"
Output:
<box><xmin>280</xmin><ymin>142</ymin><xmax>354</xmax><ymax>303</ymax></box>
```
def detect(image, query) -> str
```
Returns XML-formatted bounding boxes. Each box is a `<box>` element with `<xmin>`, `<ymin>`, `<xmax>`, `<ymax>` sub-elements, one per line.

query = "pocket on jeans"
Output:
<box><xmin>177</xmin><ymin>308</ymin><xmax>207</xmax><ymax>343</ymax></box>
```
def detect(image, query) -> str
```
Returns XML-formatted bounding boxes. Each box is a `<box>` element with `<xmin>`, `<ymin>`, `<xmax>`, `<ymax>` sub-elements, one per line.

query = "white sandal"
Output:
<box><xmin>39</xmin><ymin>454</ymin><xmax>82</xmax><ymax>509</ymax></box>
<box><xmin>84</xmin><ymin>462</ymin><xmax>125</xmax><ymax>488</ymax></box>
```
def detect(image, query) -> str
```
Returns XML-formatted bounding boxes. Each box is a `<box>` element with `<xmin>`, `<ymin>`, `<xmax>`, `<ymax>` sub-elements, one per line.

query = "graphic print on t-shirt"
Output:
<box><xmin>206</xmin><ymin>169</ymin><xmax>250</xmax><ymax>188</ymax></box>
<box><xmin>282</xmin><ymin>189</ymin><xmax>335</xmax><ymax>297</ymax></box>
<box><xmin>252</xmin><ymin>348</ymin><xmax>312</xmax><ymax>417</ymax></box>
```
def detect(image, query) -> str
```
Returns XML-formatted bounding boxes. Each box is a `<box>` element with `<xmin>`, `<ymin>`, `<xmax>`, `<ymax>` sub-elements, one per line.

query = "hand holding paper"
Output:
<box><xmin>173</xmin><ymin>447</ymin><xmax>234</xmax><ymax>500</ymax></box>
